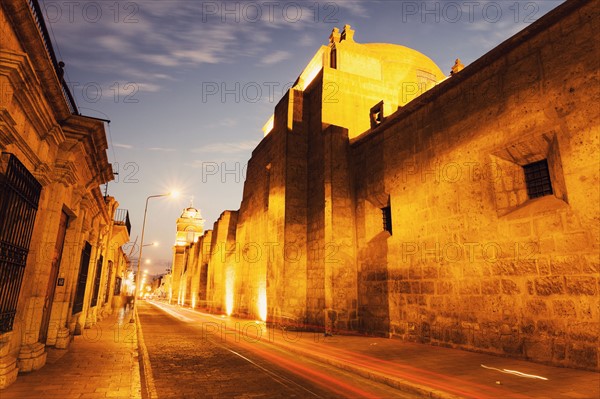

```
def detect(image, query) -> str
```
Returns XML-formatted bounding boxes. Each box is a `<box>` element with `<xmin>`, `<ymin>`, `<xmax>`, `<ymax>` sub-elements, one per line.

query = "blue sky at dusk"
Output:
<box><xmin>40</xmin><ymin>0</ymin><xmax>564</xmax><ymax>273</ymax></box>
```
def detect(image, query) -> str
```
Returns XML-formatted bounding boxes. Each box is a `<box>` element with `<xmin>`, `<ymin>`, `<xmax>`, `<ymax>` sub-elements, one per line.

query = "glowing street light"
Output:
<box><xmin>130</xmin><ymin>191</ymin><xmax>177</xmax><ymax>323</ymax></box>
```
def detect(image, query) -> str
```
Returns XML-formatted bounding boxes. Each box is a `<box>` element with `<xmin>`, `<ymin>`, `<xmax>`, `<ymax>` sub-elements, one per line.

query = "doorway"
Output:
<box><xmin>39</xmin><ymin>210</ymin><xmax>69</xmax><ymax>344</ymax></box>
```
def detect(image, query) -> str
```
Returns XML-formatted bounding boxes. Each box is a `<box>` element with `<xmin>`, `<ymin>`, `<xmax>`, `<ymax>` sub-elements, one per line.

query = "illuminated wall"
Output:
<box><xmin>179</xmin><ymin>2</ymin><xmax>598</xmax><ymax>371</ymax></box>
<box><xmin>350</xmin><ymin>1</ymin><xmax>599</xmax><ymax>370</ymax></box>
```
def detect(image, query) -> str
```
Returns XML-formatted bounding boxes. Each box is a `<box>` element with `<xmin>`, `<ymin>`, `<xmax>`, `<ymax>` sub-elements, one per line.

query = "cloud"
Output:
<box><xmin>336</xmin><ymin>0</ymin><xmax>371</xmax><ymax>17</ymax></box>
<box><xmin>147</xmin><ymin>147</ymin><xmax>176</xmax><ymax>152</ymax></box>
<box><xmin>113</xmin><ymin>143</ymin><xmax>133</xmax><ymax>149</ymax></box>
<box><xmin>137</xmin><ymin>83</ymin><xmax>162</xmax><ymax>93</ymax></box>
<box><xmin>206</xmin><ymin>118</ymin><xmax>238</xmax><ymax>129</ymax></box>
<box><xmin>192</xmin><ymin>140</ymin><xmax>260</xmax><ymax>154</ymax></box>
<box><xmin>298</xmin><ymin>34</ymin><xmax>315</xmax><ymax>47</ymax></box>
<box><xmin>260</xmin><ymin>50</ymin><xmax>292</xmax><ymax>65</ymax></box>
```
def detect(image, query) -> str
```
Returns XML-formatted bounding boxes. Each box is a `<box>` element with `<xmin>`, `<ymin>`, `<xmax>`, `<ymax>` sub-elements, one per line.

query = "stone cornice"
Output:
<box><xmin>0</xmin><ymin>107</ymin><xmax>54</xmax><ymax>185</ymax></box>
<box><xmin>1</xmin><ymin>0</ymin><xmax>72</xmax><ymax>121</ymax></box>
<box><xmin>91</xmin><ymin>186</ymin><xmax>110</xmax><ymax>224</ymax></box>
<box><xmin>0</xmin><ymin>108</ymin><xmax>17</xmax><ymax>149</ymax></box>
<box><xmin>0</xmin><ymin>50</ymin><xmax>64</xmax><ymax>146</ymax></box>
<box><xmin>52</xmin><ymin>159</ymin><xmax>78</xmax><ymax>186</ymax></box>
<box><xmin>61</xmin><ymin>115</ymin><xmax>113</xmax><ymax>185</ymax></box>
<box><xmin>32</xmin><ymin>162</ymin><xmax>52</xmax><ymax>186</ymax></box>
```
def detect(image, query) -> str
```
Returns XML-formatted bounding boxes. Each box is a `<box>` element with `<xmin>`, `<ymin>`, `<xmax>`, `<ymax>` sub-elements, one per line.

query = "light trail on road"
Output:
<box><xmin>147</xmin><ymin>300</ymin><xmax>529</xmax><ymax>399</ymax></box>
<box><xmin>140</xmin><ymin>301</ymin><xmax>416</xmax><ymax>398</ymax></box>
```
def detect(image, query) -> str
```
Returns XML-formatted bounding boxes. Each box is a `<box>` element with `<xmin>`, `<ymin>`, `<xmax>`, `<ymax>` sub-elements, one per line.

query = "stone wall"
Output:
<box><xmin>0</xmin><ymin>0</ymin><xmax>128</xmax><ymax>388</ymax></box>
<box><xmin>173</xmin><ymin>0</ymin><xmax>598</xmax><ymax>371</ymax></box>
<box><xmin>351</xmin><ymin>0</ymin><xmax>599</xmax><ymax>370</ymax></box>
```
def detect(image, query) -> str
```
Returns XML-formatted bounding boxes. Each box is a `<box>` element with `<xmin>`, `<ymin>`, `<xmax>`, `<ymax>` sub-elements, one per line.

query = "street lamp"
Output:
<box><xmin>130</xmin><ymin>192</ymin><xmax>177</xmax><ymax>323</ymax></box>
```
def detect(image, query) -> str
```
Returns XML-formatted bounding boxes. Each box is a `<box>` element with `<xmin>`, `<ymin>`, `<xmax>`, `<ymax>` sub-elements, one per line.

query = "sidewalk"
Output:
<box><xmin>1</xmin><ymin>308</ymin><xmax>141</xmax><ymax>399</ymax></box>
<box><xmin>260</xmin><ymin>322</ymin><xmax>599</xmax><ymax>399</ymax></box>
<box><xmin>264</xmin><ymin>328</ymin><xmax>599</xmax><ymax>399</ymax></box>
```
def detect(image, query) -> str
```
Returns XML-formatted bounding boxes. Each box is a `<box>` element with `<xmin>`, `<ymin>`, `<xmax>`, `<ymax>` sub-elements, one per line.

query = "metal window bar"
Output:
<box><xmin>524</xmin><ymin>159</ymin><xmax>553</xmax><ymax>199</ymax></box>
<box><xmin>26</xmin><ymin>0</ymin><xmax>79</xmax><ymax>115</ymax></box>
<box><xmin>0</xmin><ymin>153</ymin><xmax>42</xmax><ymax>332</ymax></box>
<box><xmin>114</xmin><ymin>209</ymin><xmax>131</xmax><ymax>236</ymax></box>
<box><xmin>72</xmin><ymin>242</ymin><xmax>92</xmax><ymax>314</ymax></box>
<box><xmin>90</xmin><ymin>255</ymin><xmax>103</xmax><ymax>307</ymax></box>
<box><xmin>381</xmin><ymin>205</ymin><xmax>392</xmax><ymax>235</ymax></box>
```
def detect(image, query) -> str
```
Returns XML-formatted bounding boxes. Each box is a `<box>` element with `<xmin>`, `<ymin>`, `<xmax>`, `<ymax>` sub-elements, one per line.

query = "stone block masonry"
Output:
<box><xmin>170</xmin><ymin>1</ymin><xmax>599</xmax><ymax>370</ymax></box>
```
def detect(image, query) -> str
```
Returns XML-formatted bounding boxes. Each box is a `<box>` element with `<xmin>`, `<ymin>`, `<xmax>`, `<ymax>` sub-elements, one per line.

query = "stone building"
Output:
<box><xmin>0</xmin><ymin>0</ymin><xmax>131</xmax><ymax>388</ymax></box>
<box><xmin>171</xmin><ymin>0</ymin><xmax>598</xmax><ymax>370</ymax></box>
<box><xmin>171</xmin><ymin>204</ymin><xmax>205</xmax><ymax>306</ymax></box>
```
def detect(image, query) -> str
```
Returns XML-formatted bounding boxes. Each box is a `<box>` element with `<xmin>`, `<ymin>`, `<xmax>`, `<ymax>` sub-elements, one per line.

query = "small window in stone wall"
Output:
<box><xmin>381</xmin><ymin>204</ymin><xmax>392</xmax><ymax>234</ymax></box>
<box><xmin>370</xmin><ymin>101</ymin><xmax>384</xmax><ymax>129</ymax></box>
<box><xmin>330</xmin><ymin>48</ymin><xmax>337</xmax><ymax>69</ymax></box>
<box><xmin>265</xmin><ymin>163</ymin><xmax>271</xmax><ymax>210</ymax></box>
<box><xmin>524</xmin><ymin>159</ymin><xmax>553</xmax><ymax>199</ymax></box>
<box><xmin>490</xmin><ymin>133</ymin><xmax>568</xmax><ymax>216</ymax></box>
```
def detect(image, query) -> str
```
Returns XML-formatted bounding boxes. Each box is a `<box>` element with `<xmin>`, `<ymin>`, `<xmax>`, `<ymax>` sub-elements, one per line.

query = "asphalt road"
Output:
<box><xmin>137</xmin><ymin>301</ymin><xmax>415</xmax><ymax>398</ymax></box>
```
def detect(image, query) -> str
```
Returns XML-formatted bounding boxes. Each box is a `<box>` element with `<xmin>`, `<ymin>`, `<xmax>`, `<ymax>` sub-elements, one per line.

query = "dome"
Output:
<box><xmin>361</xmin><ymin>43</ymin><xmax>445</xmax><ymax>80</ymax></box>
<box><xmin>180</xmin><ymin>207</ymin><xmax>202</xmax><ymax>220</ymax></box>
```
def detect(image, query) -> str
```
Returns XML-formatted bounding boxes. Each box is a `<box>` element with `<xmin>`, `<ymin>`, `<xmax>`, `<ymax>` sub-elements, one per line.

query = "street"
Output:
<box><xmin>137</xmin><ymin>301</ymin><xmax>414</xmax><ymax>398</ymax></box>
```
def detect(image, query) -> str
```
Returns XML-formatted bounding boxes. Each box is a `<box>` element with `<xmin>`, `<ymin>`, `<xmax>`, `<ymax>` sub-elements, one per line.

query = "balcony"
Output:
<box><xmin>27</xmin><ymin>0</ymin><xmax>79</xmax><ymax>115</ymax></box>
<box><xmin>114</xmin><ymin>209</ymin><xmax>131</xmax><ymax>236</ymax></box>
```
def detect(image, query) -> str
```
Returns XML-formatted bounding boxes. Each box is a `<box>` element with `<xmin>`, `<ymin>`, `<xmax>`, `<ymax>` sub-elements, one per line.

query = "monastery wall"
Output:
<box><xmin>352</xmin><ymin>1</ymin><xmax>599</xmax><ymax>369</ymax></box>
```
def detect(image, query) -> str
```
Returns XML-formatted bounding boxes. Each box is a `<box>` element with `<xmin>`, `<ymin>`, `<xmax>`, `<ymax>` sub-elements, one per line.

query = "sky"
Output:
<box><xmin>40</xmin><ymin>0</ymin><xmax>565</xmax><ymax>275</ymax></box>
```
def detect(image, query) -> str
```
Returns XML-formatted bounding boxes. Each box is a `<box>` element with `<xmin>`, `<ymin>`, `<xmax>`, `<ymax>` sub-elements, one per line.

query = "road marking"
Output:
<box><xmin>221</xmin><ymin>346</ymin><xmax>323</xmax><ymax>398</ymax></box>
<box><xmin>148</xmin><ymin>301</ymin><xmax>194</xmax><ymax>322</ymax></box>
<box><xmin>481</xmin><ymin>364</ymin><xmax>549</xmax><ymax>380</ymax></box>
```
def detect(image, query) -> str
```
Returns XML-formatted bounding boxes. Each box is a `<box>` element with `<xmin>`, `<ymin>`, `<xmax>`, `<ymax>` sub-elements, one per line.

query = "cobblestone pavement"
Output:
<box><xmin>137</xmin><ymin>301</ymin><xmax>414</xmax><ymax>398</ymax></box>
<box><xmin>1</xmin><ymin>308</ymin><xmax>141</xmax><ymax>399</ymax></box>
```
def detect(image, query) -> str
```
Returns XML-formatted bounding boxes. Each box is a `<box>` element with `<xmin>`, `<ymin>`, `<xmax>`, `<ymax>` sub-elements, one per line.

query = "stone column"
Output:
<box><xmin>0</xmin><ymin>333</ymin><xmax>18</xmax><ymax>388</ymax></box>
<box><xmin>17</xmin><ymin>180</ymin><xmax>65</xmax><ymax>372</ymax></box>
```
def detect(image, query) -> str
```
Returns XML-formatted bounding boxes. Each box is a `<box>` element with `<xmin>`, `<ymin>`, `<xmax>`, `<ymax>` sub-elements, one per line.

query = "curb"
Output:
<box><xmin>266</xmin><ymin>332</ymin><xmax>462</xmax><ymax>399</ymax></box>
<box><xmin>135</xmin><ymin>310</ymin><xmax>158</xmax><ymax>399</ymax></box>
<box><xmin>129</xmin><ymin>314</ymin><xmax>142</xmax><ymax>399</ymax></box>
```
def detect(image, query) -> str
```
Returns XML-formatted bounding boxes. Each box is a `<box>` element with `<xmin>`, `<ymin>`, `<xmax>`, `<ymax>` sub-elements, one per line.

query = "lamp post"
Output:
<box><xmin>130</xmin><ymin>193</ymin><xmax>173</xmax><ymax>323</ymax></box>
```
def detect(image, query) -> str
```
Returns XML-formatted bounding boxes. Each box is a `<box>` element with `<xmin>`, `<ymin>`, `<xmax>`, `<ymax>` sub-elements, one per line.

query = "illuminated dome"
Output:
<box><xmin>181</xmin><ymin>206</ymin><xmax>202</xmax><ymax>220</ymax></box>
<box><xmin>175</xmin><ymin>202</ymin><xmax>205</xmax><ymax>246</ymax></box>
<box><xmin>361</xmin><ymin>43</ymin><xmax>446</xmax><ymax>82</ymax></box>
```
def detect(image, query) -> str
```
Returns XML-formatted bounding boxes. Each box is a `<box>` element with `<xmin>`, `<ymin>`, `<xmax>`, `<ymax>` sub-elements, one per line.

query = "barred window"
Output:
<box><xmin>381</xmin><ymin>205</ymin><xmax>392</xmax><ymax>235</ymax></box>
<box><xmin>524</xmin><ymin>159</ymin><xmax>553</xmax><ymax>199</ymax></box>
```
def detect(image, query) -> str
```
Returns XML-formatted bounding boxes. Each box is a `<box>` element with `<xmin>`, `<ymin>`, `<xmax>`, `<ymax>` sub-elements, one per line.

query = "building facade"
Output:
<box><xmin>171</xmin><ymin>0</ymin><xmax>598</xmax><ymax>370</ymax></box>
<box><xmin>0</xmin><ymin>0</ymin><xmax>131</xmax><ymax>388</ymax></box>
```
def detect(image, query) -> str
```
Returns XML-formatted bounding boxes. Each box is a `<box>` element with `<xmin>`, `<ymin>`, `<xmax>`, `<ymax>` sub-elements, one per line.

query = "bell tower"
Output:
<box><xmin>171</xmin><ymin>199</ymin><xmax>205</xmax><ymax>304</ymax></box>
<box><xmin>175</xmin><ymin>199</ymin><xmax>204</xmax><ymax>246</ymax></box>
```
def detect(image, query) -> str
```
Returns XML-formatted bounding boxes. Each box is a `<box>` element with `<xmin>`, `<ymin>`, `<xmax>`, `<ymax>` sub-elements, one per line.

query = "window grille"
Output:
<box><xmin>91</xmin><ymin>255</ymin><xmax>103</xmax><ymax>307</ymax></box>
<box><xmin>0</xmin><ymin>153</ymin><xmax>42</xmax><ymax>332</ymax></box>
<box><xmin>72</xmin><ymin>242</ymin><xmax>92</xmax><ymax>314</ymax></box>
<box><xmin>381</xmin><ymin>205</ymin><xmax>392</xmax><ymax>235</ymax></box>
<box><xmin>524</xmin><ymin>159</ymin><xmax>553</xmax><ymax>199</ymax></box>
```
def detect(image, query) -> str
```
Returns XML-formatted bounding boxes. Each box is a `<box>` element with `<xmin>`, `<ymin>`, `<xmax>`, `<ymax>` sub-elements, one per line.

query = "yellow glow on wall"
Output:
<box><xmin>179</xmin><ymin>284</ymin><xmax>186</xmax><ymax>306</ymax></box>
<box><xmin>258</xmin><ymin>284</ymin><xmax>267</xmax><ymax>321</ymax></box>
<box><xmin>300</xmin><ymin>64</ymin><xmax>321</xmax><ymax>91</ymax></box>
<box><xmin>297</xmin><ymin>47</ymin><xmax>324</xmax><ymax>91</ymax></box>
<box><xmin>225</xmin><ymin>267</ymin><xmax>234</xmax><ymax>316</ymax></box>
<box><xmin>191</xmin><ymin>293</ymin><xmax>196</xmax><ymax>309</ymax></box>
<box><xmin>262</xmin><ymin>115</ymin><xmax>274</xmax><ymax>137</ymax></box>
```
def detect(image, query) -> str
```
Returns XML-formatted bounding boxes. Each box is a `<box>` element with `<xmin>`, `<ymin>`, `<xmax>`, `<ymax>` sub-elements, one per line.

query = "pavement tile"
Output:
<box><xmin>0</xmin><ymin>309</ymin><xmax>141</xmax><ymax>399</ymax></box>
